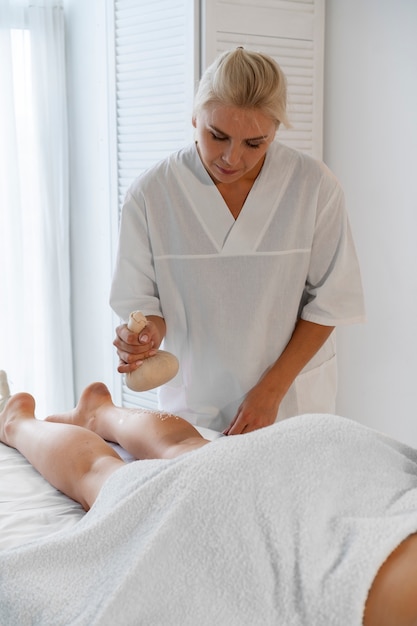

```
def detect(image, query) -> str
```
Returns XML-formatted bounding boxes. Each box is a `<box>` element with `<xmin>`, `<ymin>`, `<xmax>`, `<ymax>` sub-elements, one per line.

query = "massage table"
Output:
<box><xmin>0</xmin><ymin>426</ymin><xmax>221</xmax><ymax>551</ymax></box>
<box><xmin>2</xmin><ymin>387</ymin><xmax>417</xmax><ymax>625</ymax></box>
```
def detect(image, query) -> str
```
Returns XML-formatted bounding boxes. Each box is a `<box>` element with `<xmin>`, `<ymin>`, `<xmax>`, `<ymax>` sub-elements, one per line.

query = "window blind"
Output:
<box><xmin>201</xmin><ymin>0</ymin><xmax>325</xmax><ymax>157</ymax></box>
<box><xmin>110</xmin><ymin>0</ymin><xmax>197</xmax><ymax>408</ymax></box>
<box><xmin>113</xmin><ymin>0</ymin><xmax>197</xmax><ymax>211</ymax></box>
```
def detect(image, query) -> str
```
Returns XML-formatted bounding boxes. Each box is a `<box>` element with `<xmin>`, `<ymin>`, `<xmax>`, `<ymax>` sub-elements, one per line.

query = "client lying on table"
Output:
<box><xmin>1</xmin><ymin>382</ymin><xmax>417</xmax><ymax>626</ymax></box>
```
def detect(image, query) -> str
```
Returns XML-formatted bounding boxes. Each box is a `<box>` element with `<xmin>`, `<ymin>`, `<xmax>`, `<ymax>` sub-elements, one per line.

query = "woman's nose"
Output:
<box><xmin>222</xmin><ymin>142</ymin><xmax>241</xmax><ymax>165</ymax></box>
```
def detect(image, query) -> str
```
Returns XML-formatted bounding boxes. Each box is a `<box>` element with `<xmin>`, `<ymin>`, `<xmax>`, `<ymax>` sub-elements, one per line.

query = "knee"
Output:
<box><xmin>76</xmin><ymin>454</ymin><xmax>123</xmax><ymax>510</ymax></box>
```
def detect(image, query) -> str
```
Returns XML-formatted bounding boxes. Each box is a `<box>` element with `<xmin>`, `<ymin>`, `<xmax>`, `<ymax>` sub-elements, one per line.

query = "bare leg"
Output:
<box><xmin>364</xmin><ymin>533</ymin><xmax>417</xmax><ymax>626</ymax></box>
<box><xmin>0</xmin><ymin>393</ymin><xmax>124</xmax><ymax>511</ymax></box>
<box><xmin>46</xmin><ymin>382</ymin><xmax>210</xmax><ymax>460</ymax></box>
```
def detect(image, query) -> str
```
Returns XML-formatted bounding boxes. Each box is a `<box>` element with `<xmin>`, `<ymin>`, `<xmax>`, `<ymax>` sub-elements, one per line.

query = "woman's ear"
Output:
<box><xmin>192</xmin><ymin>116</ymin><xmax>197</xmax><ymax>128</ymax></box>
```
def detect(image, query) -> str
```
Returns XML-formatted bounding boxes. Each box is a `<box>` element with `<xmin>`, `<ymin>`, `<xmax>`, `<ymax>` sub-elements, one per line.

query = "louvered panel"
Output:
<box><xmin>112</xmin><ymin>0</ymin><xmax>197</xmax><ymax>409</ymax></box>
<box><xmin>122</xmin><ymin>383</ymin><xmax>161</xmax><ymax>411</ymax></box>
<box><xmin>114</xmin><ymin>0</ymin><xmax>195</xmax><ymax>211</ymax></box>
<box><xmin>202</xmin><ymin>0</ymin><xmax>324</xmax><ymax>157</ymax></box>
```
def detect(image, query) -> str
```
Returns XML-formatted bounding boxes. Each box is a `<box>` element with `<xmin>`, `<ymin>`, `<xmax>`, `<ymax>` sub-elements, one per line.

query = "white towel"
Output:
<box><xmin>2</xmin><ymin>414</ymin><xmax>417</xmax><ymax>625</ymax></box>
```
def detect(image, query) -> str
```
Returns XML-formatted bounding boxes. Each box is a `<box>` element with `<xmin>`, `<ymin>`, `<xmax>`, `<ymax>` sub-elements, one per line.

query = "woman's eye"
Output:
<box><xmin>209</xmin><ymin>132</ymin><xmax>261</xmax><ymax>148</ymax></box>
<box><xmin>211</xmin><ymin>133</ymin><xmax>227</xmax><ymax>141</ymax></box>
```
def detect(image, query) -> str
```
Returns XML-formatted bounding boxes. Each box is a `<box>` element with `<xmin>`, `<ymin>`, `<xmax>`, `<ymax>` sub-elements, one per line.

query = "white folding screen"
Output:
<box><xmin>110</xmin><ymin>0</ymin><xmax>198</xmax><ymax>213</ymax></box>
<box><xmin>201</xmin><ymin>0</ymin><xmax>325</xmax><ymax>157</ymax></box>
<box><xmin>109</xmin><ymin>0</ymin><xmax>198</xmax><ymax>408</ymax></box>
<box><xmin>109</xmin><ymin>0</ymin><xmax>325</xmax><ymax>409</ymax></box>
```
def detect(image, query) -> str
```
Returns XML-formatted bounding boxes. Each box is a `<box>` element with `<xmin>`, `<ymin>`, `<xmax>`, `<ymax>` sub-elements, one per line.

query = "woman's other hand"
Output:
<box><xmin>223</xmin><ymin>381</ymin><xmax>281</xmax><ymax>435</ymax></box>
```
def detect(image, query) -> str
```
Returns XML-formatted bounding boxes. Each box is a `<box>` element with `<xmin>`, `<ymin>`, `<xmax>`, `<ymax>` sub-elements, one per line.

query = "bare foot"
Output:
<box><xmin>45</xmin><ymin>382</ymin><xmax>114</xmax><ymax>432</ymax></box>
<box><xmin>0</xmin><ymin>393</ymin><xmax>36</xmax><ymax>447</ymax></box>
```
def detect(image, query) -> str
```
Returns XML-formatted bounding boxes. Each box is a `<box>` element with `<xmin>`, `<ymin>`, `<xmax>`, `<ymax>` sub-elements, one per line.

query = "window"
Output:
<box><xmin>0</xmin><ymin>1</ymin><xmax>73</xmax><ymax>414</ymax></box>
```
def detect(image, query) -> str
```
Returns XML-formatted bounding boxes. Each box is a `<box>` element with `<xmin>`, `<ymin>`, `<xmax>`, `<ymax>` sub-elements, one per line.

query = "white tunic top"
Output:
<box><xmin>110</xmin><ymin>141</ymin><xmax>365</xmax><ymax>430</ymax></box>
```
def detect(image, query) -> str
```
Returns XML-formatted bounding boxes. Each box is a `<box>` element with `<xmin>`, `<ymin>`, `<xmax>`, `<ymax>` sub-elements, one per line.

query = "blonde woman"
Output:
<box><xmin>110</xmin><ymin>48</ymin><xmax>365</xmax><ymax>435</ymax></box>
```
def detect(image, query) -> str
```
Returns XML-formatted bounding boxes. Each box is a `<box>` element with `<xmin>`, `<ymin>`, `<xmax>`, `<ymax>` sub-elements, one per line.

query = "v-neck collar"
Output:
<box><xmin>182</xmin><ymin>142</ymin><xmax>293</xmax><ymax>254</ymax></box>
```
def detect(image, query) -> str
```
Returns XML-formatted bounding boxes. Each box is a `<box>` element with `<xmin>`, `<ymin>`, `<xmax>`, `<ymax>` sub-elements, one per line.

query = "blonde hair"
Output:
<box><xmin>193</xmin><ymin>47</ymin><xmax>289</xmax><ymax>129</ymax></box>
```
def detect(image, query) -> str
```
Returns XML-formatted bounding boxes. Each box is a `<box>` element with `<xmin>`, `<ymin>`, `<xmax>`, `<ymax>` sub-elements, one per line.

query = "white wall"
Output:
<box><xmin>324</xmin><ymin>0</ymin><xmax>417</xmax><ymax>443</ymax></box>
<box><xmin>64</xmin><ymin>0</ymin><xmax>118</xmax><ymax>400</ymax></box>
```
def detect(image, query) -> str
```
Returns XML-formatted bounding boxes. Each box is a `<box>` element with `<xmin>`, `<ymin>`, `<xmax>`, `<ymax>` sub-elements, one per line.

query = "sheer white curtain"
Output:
<box><xmin>0</xmin><ymin>0</ymin><xmax>74</xmax><ymax>415</ymax></box>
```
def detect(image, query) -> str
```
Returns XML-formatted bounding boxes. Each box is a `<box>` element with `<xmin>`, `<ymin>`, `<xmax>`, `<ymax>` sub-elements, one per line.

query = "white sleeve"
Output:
<box><xmin>301</xmin><ymin>176</ymin><xmax>366</xmax><ymax>326</ymax></box>
<box><xmin>109</xmin><ymin>188</ymin><xmax>163</xmax><ymax>322</ymax></box>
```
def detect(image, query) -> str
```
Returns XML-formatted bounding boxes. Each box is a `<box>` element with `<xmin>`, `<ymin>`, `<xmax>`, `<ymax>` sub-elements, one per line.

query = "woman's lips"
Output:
<box><xmin>215</xmin><ymin>164</ymin><xmax>239</xmax><ymax>176</ymax></box>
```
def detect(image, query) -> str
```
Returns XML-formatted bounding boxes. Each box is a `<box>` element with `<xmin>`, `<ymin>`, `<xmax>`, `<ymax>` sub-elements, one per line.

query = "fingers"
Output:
<box><xmin>224</xmin><ymin>405</ymin><xmax>277</xmax><ymax>435</ymax></box>
<box><xmin>225</xmin><ymin>419</ymin><xmax>264</xmax><ymax>436</ymax></box>
<box><xmin>223</xmin><ymin>412</ymin><xmax>247</xmax><ymax>436</ymax></box>
<box><xmin>224</xmin><ymin>419</ymin><xmax>252</xmax><ymax>436</ymax></box>
<box><xmin>225</xmin><ymin>384</ymin><xmax>281</xmax><ymax>435</ymax></box>
<box><xmin>117</xmin><ymin>358</ymin><xmax>143</xmax><ymax>374</ymax></box>
<box><xmin>113</xmin><ymin>324</ymin><xmax>157</xmax><ymax>372</ymax></box>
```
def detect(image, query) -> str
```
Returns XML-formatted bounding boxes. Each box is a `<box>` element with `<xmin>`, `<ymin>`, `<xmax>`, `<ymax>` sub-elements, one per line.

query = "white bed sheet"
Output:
<box><xmin>0</xmin><ymin>426</ymin><xmax>221</xmax><ymax>551</ymax></box>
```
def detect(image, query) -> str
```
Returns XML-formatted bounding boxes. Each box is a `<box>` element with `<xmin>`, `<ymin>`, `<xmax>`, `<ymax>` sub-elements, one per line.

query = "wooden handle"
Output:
<box><xmin>127</xmin><ymin>311</ymin><xmax>148</xmax><ymax>334</ymax></box>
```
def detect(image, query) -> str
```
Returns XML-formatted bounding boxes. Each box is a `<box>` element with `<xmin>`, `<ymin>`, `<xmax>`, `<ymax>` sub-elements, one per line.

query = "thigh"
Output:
<box><xmin>364</xmin><ymin>533</ymin><xmax>417</xmax><ymax>626</ymax></box>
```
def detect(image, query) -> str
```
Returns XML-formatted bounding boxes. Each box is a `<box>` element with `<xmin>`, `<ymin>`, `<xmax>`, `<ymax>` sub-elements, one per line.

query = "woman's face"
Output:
<box><xmin>192</xmin><ymin>103</ymin><xmax>277</xmax><ymax>185</ymax></box>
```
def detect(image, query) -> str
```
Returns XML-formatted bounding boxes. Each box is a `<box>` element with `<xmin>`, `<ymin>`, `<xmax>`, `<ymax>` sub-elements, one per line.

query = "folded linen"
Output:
<box><xmin>1</xmin><ymin>414</ymin><xmax>417</xmax><ymax>625</ymax></box>
<box><xmin>0</xmin><ymin>371</ymin><xmax>10</xmax><ymax>412</ymax></box>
